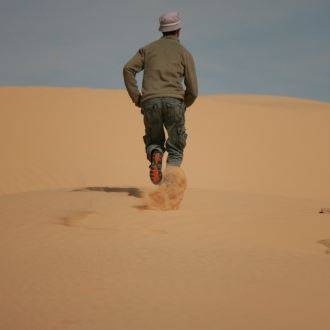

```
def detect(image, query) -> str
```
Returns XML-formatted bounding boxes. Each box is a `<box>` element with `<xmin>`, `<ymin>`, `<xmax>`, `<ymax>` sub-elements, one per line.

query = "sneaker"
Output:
<box><xmin>149</xmin><ymin>150</ymin><xmax>163</xmax><ymax>185</ymax></box>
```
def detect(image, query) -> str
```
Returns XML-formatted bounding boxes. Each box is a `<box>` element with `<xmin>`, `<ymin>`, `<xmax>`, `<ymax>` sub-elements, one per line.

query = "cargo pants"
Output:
<box><xmin>141</xmin><ymin>97</ymin><xmax>187</xmax><ymax>166</ymax></box>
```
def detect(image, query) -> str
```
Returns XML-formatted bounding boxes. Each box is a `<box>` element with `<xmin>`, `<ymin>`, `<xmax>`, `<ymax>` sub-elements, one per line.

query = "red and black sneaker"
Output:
<box><xmin>149</xmin><ymin>150</ymin><xmax>163</xmax><ymax>185</ymax></box>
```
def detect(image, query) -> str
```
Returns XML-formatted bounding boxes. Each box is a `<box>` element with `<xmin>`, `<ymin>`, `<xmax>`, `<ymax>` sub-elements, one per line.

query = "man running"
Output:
<box><xmin>123</xmin><ymin>11</ymin><xmax>198</xmax><ymax>184</ymax></box>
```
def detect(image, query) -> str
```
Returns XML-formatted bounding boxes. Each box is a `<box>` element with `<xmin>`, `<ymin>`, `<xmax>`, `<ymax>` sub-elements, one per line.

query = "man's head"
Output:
<box><xmin>159</xmin><ymin>11</ymin><xmax>182</xmax><ymax>35</ymax></box>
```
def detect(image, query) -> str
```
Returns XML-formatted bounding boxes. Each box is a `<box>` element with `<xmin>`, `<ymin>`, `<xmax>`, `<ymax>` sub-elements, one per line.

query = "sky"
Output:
<box><xmin>1</xmin><ymin>0</ymin><xmax>329</xmax><ymax>102</ymax></box>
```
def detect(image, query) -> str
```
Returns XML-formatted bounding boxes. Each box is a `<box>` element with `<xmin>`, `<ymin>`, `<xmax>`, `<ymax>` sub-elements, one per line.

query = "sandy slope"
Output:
<box><xmin>1</xmin><ymin>87</ymin><xmax>330</xmax><ymax>329</ymax></box>
<box><xmin>1</xmin><ymin>87</ymin><xmax>329</xmax><ymax>200</ymax></box>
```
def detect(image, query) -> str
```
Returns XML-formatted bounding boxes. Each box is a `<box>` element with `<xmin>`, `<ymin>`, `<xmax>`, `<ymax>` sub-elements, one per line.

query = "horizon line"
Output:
<box><xmin>0</xmin><ymin>85</ymin><xmax>329</xmax><ymax>104</ymax></box>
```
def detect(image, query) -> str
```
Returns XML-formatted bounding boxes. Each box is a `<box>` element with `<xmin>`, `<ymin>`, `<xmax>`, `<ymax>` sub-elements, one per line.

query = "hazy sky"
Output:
<box><xmin>1</xmin><ymin>0</ymin><xmax>329</xmax><ymax>101</ymax></box>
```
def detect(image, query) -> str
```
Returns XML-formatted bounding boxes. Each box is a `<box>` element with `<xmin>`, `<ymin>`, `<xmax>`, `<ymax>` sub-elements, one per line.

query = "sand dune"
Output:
<box><xmin>1</xmin><ymin>87</ymin><xmax>330</xmax><ymax>329</ymax></box>
<box><xmin>1</xmin><ymin>87</ymin><xmax>329</xmax><ymax>200</ymax></box>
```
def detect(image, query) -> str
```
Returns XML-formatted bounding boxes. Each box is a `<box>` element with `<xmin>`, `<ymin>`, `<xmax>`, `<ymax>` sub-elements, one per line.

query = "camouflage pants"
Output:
<box><xmin>141</xmin><ymin>97</ymin><xmax>187</xmax><ymax>166</ymax></box>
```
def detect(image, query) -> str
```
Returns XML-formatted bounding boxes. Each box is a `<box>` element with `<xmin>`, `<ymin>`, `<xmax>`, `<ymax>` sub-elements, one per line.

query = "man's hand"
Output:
<box><xmin>135</xmin><ymin>94</ymin><xmax>142</xmax><ymax>108</ymax></box>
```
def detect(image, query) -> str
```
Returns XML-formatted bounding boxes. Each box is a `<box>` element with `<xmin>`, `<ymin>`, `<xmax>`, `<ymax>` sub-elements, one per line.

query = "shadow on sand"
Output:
<box><xmin>71</xmin><ymin>186</ymin><xmax>143</xmax><ymax>198</ymax></box>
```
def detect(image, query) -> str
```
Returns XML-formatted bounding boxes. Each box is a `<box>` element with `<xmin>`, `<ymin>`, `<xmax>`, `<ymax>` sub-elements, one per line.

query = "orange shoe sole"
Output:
<box><xmin>149</xmin><ymin>151</ymin><xmax>163</xmax><ymax>185</ymax></box>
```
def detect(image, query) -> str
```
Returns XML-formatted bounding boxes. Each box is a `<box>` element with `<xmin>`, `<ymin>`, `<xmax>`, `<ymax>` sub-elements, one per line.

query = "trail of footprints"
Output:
<box><xmin>58</xmin><ymin>207</ymin><xmax>330</xmax><ymax>253</ymax></box>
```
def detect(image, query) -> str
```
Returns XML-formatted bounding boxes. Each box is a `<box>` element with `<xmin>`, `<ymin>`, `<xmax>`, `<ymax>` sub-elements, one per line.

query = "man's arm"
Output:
<box><xmin>183</xmin><ymin>50</ymin><xmax>198</xmax><ymax>108</ymax></box>
<box><xmin>123</xmin><ymin>48</ymin><xmax>144</xmax><ymax>107</ymax></box>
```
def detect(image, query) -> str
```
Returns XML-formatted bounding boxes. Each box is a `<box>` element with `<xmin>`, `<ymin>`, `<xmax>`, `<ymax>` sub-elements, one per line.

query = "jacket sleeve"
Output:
<box><xmin>183</xmin><ymin>50</ymin><xmax>198</xmax><ymax>107</ymax></box>
<box><xmin>123</xmin><ymin>48</ymin><xmax>144</xmax><ymax>106</ymax></box>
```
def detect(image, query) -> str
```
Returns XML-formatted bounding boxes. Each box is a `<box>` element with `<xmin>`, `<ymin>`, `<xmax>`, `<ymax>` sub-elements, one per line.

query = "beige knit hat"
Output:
<box><xmin>159</xmin><ymin>11</ymin><xmax>182</xmax><ymax>32</ymax></box>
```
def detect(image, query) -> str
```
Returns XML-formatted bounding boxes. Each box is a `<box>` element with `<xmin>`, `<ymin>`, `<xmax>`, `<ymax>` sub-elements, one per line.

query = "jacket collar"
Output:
<box><xmin>162</xmin><ymin>34</ymin><xmax>180</xmax><ymax>42</ymax></box>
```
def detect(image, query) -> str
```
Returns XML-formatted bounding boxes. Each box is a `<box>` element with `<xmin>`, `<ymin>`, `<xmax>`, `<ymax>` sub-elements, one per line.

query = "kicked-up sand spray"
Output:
<box><xmin>144</xmin><ymin>165</ymin><xmax>187</xmax><ymax>211</ymax></box>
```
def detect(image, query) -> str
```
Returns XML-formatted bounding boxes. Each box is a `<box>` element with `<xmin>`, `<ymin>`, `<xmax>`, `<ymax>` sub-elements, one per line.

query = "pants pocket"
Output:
<box><xmin>143</xmin><ymin>127</ymin><xmax>152</xmax><ymax>146</ymax></box>
<box><xmin>165</xmin><ymin>102</ymin><xmax>184</xmax><ymax>123</ymax></box>
<box><xmin>177</xmin><ymin>127</ymin><xmax>187</xmax><ymax>149</ymax></box>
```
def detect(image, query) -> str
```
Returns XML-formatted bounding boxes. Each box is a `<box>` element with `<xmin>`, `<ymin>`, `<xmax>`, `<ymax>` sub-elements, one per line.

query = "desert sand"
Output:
<box><xmin>1</xmin><ymin>87</ymin><xmax>330</xmax><ymax>329</ymax></box>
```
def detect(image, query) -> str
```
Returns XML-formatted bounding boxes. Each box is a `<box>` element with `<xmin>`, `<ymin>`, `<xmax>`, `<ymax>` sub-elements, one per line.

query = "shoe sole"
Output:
<box><xmin>150</xmin><ymin>152</ymin><xmax>163</xmax><ymax>185</ymax></box>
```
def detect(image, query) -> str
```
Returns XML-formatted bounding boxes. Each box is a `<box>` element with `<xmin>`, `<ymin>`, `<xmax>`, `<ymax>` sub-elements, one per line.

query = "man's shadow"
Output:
<box><xmin>71</xmin><ymin>186</ymin><xmax>144</xmax><ymax>198</ymax></box>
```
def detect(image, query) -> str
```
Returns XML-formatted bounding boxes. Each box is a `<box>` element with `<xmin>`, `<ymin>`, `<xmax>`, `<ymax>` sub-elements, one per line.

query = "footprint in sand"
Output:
<box><xmin>59</xmin><ymin>210</ymin><xmax>108</xmax><ymax>230</ymax></box>
<box><xmin>317</xmin><ymin>239</ymin><xmax>330</xmax><ymax>254</ymax></box>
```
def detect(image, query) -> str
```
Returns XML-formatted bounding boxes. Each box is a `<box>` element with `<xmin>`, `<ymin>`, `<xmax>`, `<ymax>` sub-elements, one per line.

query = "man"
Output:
<box><xmin>123</xmin><ymin>11</ymin><xmax>198</xmax><ymax>185</ymax></box>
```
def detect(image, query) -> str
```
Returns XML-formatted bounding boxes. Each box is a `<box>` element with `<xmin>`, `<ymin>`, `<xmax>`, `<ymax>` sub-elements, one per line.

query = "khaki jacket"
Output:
<box><xmin>123</xmin><ymin>35</ymin><xmax>198</xmax><ymax>107</ymax></box>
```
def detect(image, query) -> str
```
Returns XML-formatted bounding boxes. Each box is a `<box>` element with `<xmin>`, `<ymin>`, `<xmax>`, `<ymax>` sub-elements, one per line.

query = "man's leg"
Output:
<box><xmin>142</xmin><ymin>98</ymin><xmax>165</xmax><ymax>160</ymax></box>
<box><xmin>142</xmin><ymin>98</ymin><xmax>165</xmax><ymax>184</ymax></box>
<box><xmin>163</xmin><ymin>98</ymin><xmax>187</xmax><ymax>167</ymax></box>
